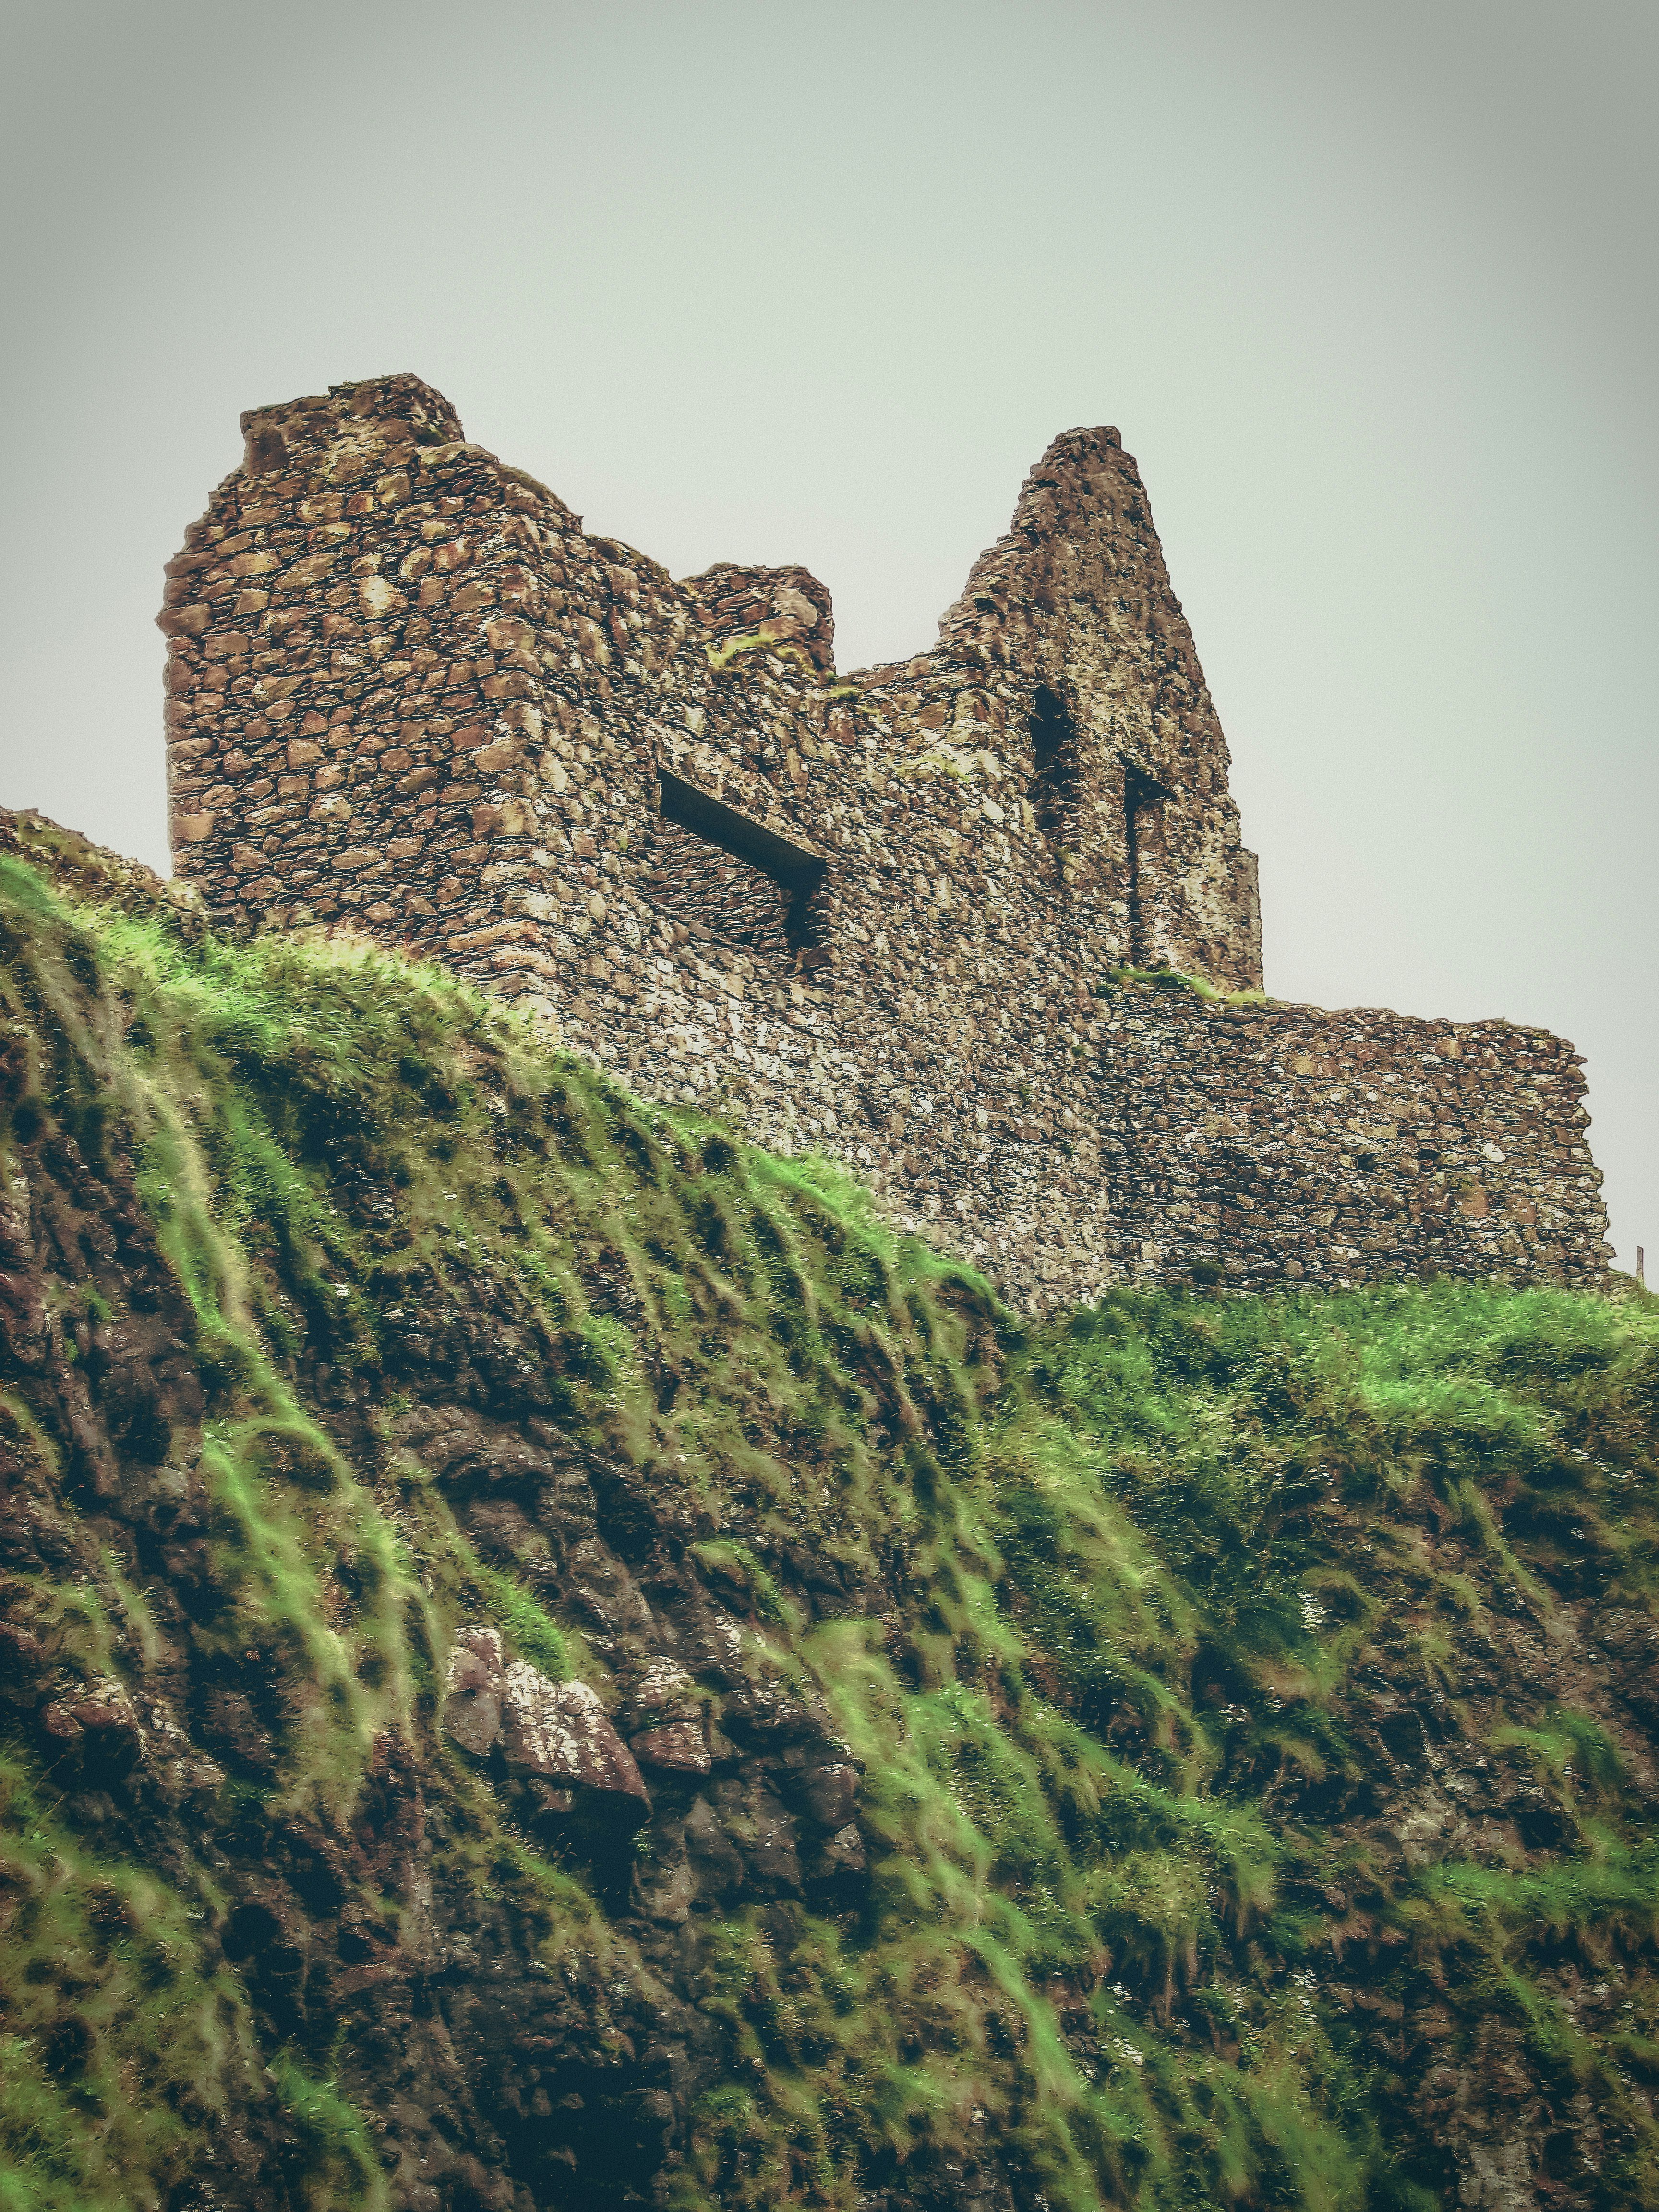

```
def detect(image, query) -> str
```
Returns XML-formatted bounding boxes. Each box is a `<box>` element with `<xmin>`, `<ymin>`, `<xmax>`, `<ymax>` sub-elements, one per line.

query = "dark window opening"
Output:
<box><xmin>651</xmin><ymin>769</ymin><xmax>829</xmax><ymax>967</ymax></box>
<box><xmin>1123</xmin><ymin>761</ymin><xmax>1165</xmax><ymax>966</ymax></box>
<box><xmin>1028</xmin><ymin>686</ymin><xmax>1080</xmax><ymax>862</ymax></box>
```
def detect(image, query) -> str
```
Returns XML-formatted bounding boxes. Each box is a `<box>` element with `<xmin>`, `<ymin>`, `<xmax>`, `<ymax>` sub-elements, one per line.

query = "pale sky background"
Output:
<box><xmin>1</xmin><ymin>0</ymin><xmax>1653</xmax><ymax>1270</ymax></box>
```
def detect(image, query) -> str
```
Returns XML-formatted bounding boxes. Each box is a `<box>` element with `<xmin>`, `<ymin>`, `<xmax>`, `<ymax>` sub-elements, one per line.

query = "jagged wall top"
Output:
<box><xmin>155</xmin><ymin>375</ymin><xmax>1607</xmax><ymax>1304</ymax></box>
<box><xmin>239</xmin><ymin>373</ymin><xmax>465</xmax><ymax>480</ymax></box>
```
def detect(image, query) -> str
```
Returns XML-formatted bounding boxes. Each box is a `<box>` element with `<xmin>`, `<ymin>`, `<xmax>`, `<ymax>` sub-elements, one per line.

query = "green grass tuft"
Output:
<box><xmin>4</xmin><ymin>846</ymin><xmax>1659</xmax><ymax>2211</ymax></box>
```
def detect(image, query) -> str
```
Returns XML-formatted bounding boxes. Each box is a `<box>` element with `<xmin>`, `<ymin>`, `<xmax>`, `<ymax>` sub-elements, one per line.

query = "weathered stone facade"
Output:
<box><xmin>1098</xmin><ymin>996</ymin><xmax>1602</xmax><ymax>1289</ymax></box>
<box><xmin>159</xmin><ymin>373</ymin><xmax>1610</xmax><ymax>1304</ymax></box>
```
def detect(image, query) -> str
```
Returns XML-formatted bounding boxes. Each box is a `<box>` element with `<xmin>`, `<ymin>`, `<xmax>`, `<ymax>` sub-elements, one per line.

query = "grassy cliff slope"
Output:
<box><xmin>2</xmin><ymin>812</ymin><xmax>1659</xmax><ymax>2212</ymax></box>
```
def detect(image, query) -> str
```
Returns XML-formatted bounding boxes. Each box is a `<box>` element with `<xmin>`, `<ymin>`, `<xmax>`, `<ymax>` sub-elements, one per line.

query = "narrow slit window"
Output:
<box><xmin>651</xmin><ymin>769</ymin><xmax>829</xmax><ymax>965</ymax></box>
<box><xmin>1029</xmin><ymin>685</ymin><xmax>1080</xmax><ymax>864</ymax></box>
<box><xmin>1122</xmin><ymin>761</ymin><xmax>1165</xmax><ymax>966</ymax></box>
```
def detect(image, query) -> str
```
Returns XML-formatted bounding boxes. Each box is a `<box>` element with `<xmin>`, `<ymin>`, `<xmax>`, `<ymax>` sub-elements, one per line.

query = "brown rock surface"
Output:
<box><xmin>499</xmin><ymin>1662</ymin><xmax>649</xmax><ymax>1808</ymax></box>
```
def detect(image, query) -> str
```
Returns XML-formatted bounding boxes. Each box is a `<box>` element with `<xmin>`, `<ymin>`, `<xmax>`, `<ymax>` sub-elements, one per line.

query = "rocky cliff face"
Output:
<box><xmin>2</xmin><ymin>811</ymin><xmax>1659</xmax><ymax>2212</ymax></box>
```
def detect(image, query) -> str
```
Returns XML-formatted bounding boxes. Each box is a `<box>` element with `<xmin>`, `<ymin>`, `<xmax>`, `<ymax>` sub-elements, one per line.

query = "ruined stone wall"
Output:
<box><xmin>159</xmin><ymin>374</ymin><xmax>1610</xmax><ymax>1306</ymax></box>
<box><xmin>1095</xmin><ymin>989</ymin><xmax>1606</xmax><ymax>1290</ymax></box>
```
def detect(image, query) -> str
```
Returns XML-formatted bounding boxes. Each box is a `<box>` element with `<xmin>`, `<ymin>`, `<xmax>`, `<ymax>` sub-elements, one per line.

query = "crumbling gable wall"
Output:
<box><xmin>158</xmin><ymin>375</ymin><xmax>1609</xmax><ymax>1306</ymax></box>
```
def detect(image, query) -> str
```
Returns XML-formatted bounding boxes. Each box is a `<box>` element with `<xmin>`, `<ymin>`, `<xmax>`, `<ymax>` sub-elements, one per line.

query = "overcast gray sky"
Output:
<box><xmin>2</xmin><ymin>0</ymin><xmax>1653</xmax><ymax>1270</ymax></box>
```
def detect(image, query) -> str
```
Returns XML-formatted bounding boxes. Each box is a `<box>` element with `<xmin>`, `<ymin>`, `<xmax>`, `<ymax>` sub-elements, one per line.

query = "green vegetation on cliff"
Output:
<box><xmin>1</xmin><ymin>814</ymin><xmax>1658</xmax><ymax>2212</ymax></box>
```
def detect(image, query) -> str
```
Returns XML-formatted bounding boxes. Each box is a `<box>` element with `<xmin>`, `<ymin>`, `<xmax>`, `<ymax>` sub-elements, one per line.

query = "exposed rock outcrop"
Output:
<box><xmin>0</xmin><ymin>822</ymin><xmax>1653</xmax><ymax>2212</ymax></box>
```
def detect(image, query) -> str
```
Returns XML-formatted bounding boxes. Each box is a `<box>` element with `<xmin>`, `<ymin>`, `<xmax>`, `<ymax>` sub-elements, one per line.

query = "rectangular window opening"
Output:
<box><xmin>653</xmin><ymin>769</ymin><xmax>829</xmax><ymax>965</ymax></box>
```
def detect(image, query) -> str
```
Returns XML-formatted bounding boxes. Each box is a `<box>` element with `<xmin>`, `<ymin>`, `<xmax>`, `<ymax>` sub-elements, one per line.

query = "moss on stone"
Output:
<box><xmin>1</xmin><ymin>852</ymin><xmax>1658</xmax><ymax>2209</ymax></box>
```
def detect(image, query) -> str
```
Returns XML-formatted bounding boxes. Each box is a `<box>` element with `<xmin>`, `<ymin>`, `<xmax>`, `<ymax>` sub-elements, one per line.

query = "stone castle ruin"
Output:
<box><xmin>159</xmin><ymin>374</ymin><xmax>1610</xmax><ymax>1307</ymax></box>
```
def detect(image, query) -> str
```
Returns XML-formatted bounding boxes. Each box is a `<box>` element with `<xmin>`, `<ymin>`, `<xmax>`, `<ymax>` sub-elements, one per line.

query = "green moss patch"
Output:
<box><xmin>3</xmin><ymin>849</ymin><xmax>1659</xmax><ymax>2209</ymax></box>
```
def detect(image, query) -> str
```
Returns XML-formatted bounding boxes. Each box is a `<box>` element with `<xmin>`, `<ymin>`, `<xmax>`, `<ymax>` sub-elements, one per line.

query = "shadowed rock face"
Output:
<box><xmin>0</xmin><ymin>813</ymin><xmax>1653</xmax><ymax>2212</ymax></box>
<box><xmin>0</xmin><ymin>1066</ymin><xmax>876</xmax><ymax>2204</ymax></box>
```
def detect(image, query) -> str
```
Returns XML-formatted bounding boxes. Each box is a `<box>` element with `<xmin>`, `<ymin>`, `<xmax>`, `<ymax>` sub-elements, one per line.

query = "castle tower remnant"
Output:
<box><xmin>159</xmin><ymin>375</ymin><xmax>1609</xmax><ymax>1306</ymax></box>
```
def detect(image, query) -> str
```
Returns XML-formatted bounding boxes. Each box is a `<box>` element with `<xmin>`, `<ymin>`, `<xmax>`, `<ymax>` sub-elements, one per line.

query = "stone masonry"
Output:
<box><xmin>158</xmin><ymin>374</ymin><xmax>1610</xmax><ymax>1306</ymax></box>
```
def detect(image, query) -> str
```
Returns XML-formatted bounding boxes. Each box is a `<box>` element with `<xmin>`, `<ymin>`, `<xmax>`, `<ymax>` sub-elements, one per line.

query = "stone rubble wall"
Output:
<box><xmin>158</xmin><ymin>374</ymin><xmax>1610</xmax><ymax>1308</ymax></box>
<box><xmin>681</xmin><ymin>562</ymin><xmax>837</xmax><ymax>677</ymax></box>
<box><xmin>1096</xmin><ymin>990</ymin><xmax>1606</xmax><ymax>1291</ymax></box>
